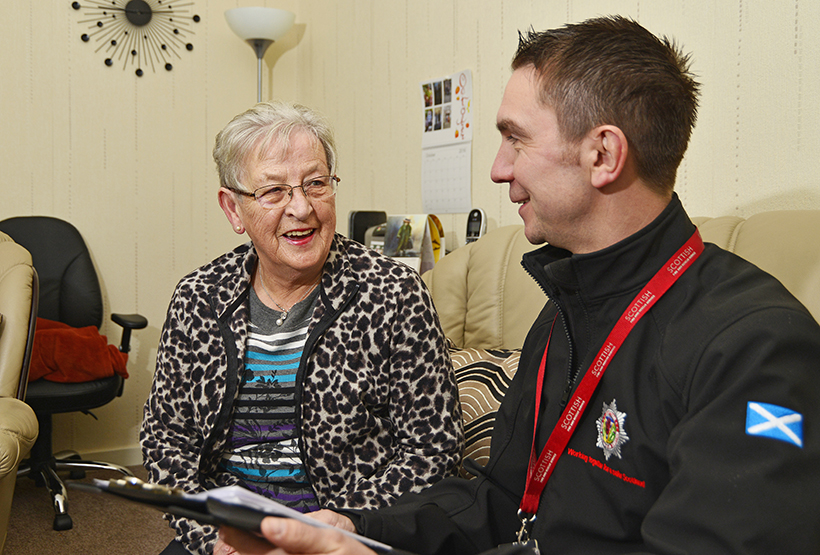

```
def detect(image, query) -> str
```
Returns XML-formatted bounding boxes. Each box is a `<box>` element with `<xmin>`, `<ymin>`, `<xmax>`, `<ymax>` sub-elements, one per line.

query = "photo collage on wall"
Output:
<box><xmin>422</xmin><ymin>79</ymin><xmax>453</xmax><ymax>133</ymax></box>
<box><xmin>420</xmin><ymin>69</ymin><xmax>471</xmax><ymax>146</ymax></box>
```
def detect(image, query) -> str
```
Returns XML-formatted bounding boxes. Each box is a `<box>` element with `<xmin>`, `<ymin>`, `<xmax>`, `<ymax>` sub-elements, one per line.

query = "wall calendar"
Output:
<box><xmin>420</xmin><ymin>69</ymin><xmax>473</xmax><ymax>214</ymax></box>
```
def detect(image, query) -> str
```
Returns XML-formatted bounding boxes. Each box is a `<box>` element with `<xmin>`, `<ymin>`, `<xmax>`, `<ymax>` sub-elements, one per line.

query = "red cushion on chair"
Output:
<box><xmin>29</xmin><ymin>318</ymin><xmax>128</xmax><ymax>382</ymax></box>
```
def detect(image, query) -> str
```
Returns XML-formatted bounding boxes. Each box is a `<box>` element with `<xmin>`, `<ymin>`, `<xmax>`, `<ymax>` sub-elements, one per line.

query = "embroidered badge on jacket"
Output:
<box><xmin>596</xmin><ymin>399</ymin><xmax>629</xmax><ymax>461</ymax></box>
<box><xmin>746</xmin><ymin>401</ymin><xmax>804</xmax><ymax>448</ymax></box>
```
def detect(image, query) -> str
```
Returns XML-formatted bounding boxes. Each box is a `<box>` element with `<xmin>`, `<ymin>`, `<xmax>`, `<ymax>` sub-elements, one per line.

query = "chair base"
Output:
<box><xmin>18</xmin><ymin>452</ymin><xmax>134</xmax><ymax>531</ymax></box>
<box><xmin>17</xmin><ymin>396</ymin><xmax>136</xmax><ymax>532</ymax></box>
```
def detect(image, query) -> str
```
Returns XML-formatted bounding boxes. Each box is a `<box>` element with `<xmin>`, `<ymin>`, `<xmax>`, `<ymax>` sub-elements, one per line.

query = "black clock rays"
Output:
<box><xmin>71</xmin><ymin>0</ymin><xmax>201</xmax><ymax>77</ymax></box>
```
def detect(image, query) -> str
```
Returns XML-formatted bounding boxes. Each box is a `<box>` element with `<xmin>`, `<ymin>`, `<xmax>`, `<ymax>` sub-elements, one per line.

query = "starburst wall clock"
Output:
<box><xmin>71</xmin><ymin>0</ymin><xmax>201</xmax><ymax>77</ymax></box>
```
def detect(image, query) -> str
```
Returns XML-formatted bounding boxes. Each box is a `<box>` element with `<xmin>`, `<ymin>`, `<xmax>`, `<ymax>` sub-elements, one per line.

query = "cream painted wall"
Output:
<box><xmin>3</xmin><ymin>0</ymin><xmax>819</xmax><ymax>465</ymax></box>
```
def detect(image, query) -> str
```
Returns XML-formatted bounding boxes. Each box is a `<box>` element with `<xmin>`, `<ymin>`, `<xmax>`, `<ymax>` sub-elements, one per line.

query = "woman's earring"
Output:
<box><xmin>235</xmin><ymin>226</ymin><xmax>243</xmax><ymax>233</ymax></box>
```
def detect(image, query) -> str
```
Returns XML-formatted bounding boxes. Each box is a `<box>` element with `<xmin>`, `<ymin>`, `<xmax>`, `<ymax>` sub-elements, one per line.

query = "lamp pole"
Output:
<box><xmin>248</xmin><ymin>38</ymin><xmax>274</xmax><ymax>103</ymax></box>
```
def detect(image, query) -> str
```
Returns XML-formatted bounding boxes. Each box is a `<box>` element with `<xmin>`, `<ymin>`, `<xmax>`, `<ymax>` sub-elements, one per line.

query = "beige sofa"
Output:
<box><xmin>0</xmin><ymin>232</ymin><xmax>39</xmax><ymax>553</ymax></box>
<box><xmin>422</xmin><ymin>211</ymin><xmax>820</xmax><ymax>471</ymax></box>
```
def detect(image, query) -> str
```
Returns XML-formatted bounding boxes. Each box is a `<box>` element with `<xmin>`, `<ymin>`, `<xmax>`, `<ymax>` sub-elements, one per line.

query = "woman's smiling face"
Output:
<box><xmin>229</xmin><ymin>129</ymin><xmax>336</xmax><ymax>282</ymax></box>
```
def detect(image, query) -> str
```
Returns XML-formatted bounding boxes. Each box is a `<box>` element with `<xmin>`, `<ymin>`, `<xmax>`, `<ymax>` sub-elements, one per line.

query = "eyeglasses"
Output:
<box><xmin>227</xmin><ymin>175</ymin><xmax>340</xmax><ymax>209</ymax></box>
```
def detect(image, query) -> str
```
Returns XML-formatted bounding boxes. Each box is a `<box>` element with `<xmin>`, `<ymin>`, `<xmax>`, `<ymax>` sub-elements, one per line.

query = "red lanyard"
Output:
<box><xmin>519</xmin><ymin>230</ymin><xmax>704</xmax><ymax>517</ymax></box>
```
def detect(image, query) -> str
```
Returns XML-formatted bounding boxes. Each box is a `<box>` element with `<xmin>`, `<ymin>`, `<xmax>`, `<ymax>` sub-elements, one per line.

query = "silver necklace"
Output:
<box><xmin>257</xmin><ymin>272</ymin><xmax>319</xmax><ymax>326</ymax></box>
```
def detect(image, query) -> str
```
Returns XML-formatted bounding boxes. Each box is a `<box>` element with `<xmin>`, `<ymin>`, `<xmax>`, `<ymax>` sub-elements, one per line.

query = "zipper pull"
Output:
<box><xmin>560</xmin><ymin>381</ymin><xmax>573</xmax><ymax>407</ymax></box>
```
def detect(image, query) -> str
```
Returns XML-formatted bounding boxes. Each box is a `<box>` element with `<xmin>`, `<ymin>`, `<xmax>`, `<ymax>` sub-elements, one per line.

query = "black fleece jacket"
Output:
<box><xmin>343</xmin><ymin>195</ymin><xmax>820</xmax><ymax>555</ymax></box>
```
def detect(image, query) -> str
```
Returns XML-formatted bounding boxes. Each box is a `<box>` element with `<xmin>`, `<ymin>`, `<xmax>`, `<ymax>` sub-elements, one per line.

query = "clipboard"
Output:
<box><xmin>70</xmin><ymin>477</ymin><xmax>392</xmax><ymax>553</ymax></box>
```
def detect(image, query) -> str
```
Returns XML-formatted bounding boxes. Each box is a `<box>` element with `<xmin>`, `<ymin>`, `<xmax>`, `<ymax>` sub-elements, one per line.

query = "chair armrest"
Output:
<box><xmin>0</xmin><ymin>397</ymin><xmax>38</xmax><ymax>476</ymax></box>
<box><xmin>110</xmin><ymin>313</ymin><xmax>148</xmax><ymax>354</ymax></box>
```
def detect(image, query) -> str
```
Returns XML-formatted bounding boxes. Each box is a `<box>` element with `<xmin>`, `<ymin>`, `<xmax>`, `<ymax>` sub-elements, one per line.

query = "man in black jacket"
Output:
<box><xmin>222</xmin><ymin>15</ymin><xmax>820</xmax><ymax>555</ymax></box>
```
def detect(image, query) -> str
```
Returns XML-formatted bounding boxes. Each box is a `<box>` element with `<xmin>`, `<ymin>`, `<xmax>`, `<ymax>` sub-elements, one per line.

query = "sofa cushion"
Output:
<box><xmin>423</xmin><ymin>226</ymin><xmax>544</xmax><ymax>350</ymax></box>
<box><xmin>450</xmin><ymin>346</ymin><xmax>520</xmax><ymax>478</ymax></box>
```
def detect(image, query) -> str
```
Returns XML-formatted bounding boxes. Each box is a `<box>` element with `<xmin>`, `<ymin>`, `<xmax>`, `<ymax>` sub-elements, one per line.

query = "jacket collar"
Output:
<box><xmin>317</xmin><ymin>234</ymin><xmax>361</xmax><ymax>317</ymax></box>
<box><xmin>209</xmin><ymin>234</ymin><xmax>360</xmax><ymax>321</ymax></box>
<box><xmin>522</xmin><ymin>194</ymin><xmax>696</xmax><ymax>305</ymax></box>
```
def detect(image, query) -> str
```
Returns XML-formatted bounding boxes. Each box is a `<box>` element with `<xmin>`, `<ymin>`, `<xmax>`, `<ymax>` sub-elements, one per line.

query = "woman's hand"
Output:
<box><xmin>220</xmin><ymin>516</ymin><xmax>375</xmax><ymax>555</ymax></box>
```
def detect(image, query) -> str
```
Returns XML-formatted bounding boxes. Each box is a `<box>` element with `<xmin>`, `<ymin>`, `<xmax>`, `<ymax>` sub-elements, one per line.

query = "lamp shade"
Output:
<box><xmin>225</xmin><ymin>7</ymin><xmax>295</xmax><ymax>42</ymax></box>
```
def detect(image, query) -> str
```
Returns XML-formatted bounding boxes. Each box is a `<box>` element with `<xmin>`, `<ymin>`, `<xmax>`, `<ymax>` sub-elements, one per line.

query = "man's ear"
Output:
<box><xmin>587</xmin><ymin>125</ymin><xmax>628</xmax><ymax>189</ymax></box>
<box><xmin>218</xmin><ymin>187</ymin><xmax>245</xmax><ymax>233</ymax></box>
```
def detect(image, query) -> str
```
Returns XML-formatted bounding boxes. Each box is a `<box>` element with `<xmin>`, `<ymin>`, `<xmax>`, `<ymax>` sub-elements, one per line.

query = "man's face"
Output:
<box><xmin>491</xmin><ymin>66</ymin><xmax>592</xmax><ymax>249</ymax></box>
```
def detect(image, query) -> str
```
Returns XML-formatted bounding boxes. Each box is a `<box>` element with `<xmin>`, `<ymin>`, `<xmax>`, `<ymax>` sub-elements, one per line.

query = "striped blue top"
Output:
<box><xmin>220</xmin><ymin>285</ymin><xmax>320</xmax><ymax>512</ymax></box>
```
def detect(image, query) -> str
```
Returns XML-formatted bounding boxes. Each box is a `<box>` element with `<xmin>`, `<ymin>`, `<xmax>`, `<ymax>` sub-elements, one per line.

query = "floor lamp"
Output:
<box><xmin>225</xmin><ymin>7</ymin><xmax>296</xmax><ymax>103</ymax></box>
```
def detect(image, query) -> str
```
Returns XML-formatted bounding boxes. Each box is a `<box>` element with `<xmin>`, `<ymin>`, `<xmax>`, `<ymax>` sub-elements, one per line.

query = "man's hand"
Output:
<box><xmin>308</xmin><ymin>509</ymin><xmax>357</xmax><ymax>532</ymax></box>
<box><xmin>220</xmin><ymin>516</ymin><xmax>377</xmax><ymax>555</ymax></box>
<box><xmin>213</xmin><ymin>538</ymin><xmax>238</xmax><ymax>555</ymax></box>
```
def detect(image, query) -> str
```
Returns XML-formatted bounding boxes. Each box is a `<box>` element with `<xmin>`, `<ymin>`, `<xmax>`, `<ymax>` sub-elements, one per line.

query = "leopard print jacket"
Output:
<box><xmin>140</xmin><ymin>234</ymin><xmax>463</xmax><ymax>554</ymax></box>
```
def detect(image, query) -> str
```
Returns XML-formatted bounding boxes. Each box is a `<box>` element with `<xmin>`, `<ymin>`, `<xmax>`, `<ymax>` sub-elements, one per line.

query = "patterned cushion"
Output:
<box><xmin>450</xmin><ymin>347</ymin><xmax>521</xmax><ymax>478</ymax></box>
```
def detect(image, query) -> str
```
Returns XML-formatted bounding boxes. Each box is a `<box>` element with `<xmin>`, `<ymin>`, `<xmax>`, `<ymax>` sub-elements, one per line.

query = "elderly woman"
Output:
<box><xmin>141</xmin><ymin>101</ymin><xmax>463</xmax><ymax>555</ymax></box>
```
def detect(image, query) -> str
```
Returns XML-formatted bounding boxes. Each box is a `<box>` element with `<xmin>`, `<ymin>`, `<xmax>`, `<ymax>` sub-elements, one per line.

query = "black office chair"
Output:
<box><xmin>0</xmin><ymin>216</ymin><xmax>148</xmax><ymax>531</ymax></box>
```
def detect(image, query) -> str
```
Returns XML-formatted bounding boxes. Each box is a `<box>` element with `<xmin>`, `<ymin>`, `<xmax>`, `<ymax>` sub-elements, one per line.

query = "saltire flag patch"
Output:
<box><xmin>746</xmin><ymin>401</ymin><xmax>803</xmax><ymax>448</ymax></box>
